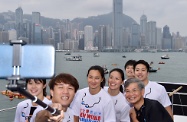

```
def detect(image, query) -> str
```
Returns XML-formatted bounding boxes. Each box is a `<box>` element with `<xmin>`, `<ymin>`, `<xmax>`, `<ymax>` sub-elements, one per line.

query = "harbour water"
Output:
<box><xmin>0</xmin><ymin>52</ymin><xmax>187</xmax><ymax>121</ymax></box>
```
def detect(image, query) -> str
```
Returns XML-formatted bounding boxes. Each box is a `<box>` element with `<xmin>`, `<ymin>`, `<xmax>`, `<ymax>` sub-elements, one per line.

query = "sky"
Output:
<box><xmin>0</xmin><ymin>0</ymin><xmax>187</xmax><ymax>36</ymax></box>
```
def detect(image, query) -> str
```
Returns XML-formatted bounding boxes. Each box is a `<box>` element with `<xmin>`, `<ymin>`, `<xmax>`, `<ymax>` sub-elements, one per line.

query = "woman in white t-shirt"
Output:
<box><xmin>71</xmin><ymin>65</ymin><xmax>116</xmax><ymax>122</ymax></box>
<box><xmin>105</xmin><ymin>68</ymin><xmax>131</xmax><ymax>122</ymax></box>
<box><xmin>14</xmin><ymin>79</ymin><xmax>51</xmax><ymax>122</ymax></box>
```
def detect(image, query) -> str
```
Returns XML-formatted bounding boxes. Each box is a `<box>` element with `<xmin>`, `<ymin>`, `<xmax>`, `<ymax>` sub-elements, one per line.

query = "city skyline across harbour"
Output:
<box><xmin>0</xmin><ymin>52</ymin><xmax>187</xmax><ymax>121</ymax></box>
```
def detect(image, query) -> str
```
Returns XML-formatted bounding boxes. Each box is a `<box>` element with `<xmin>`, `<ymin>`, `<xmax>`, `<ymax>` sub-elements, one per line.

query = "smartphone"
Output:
<box><xmin>0</xmin><ymin>44</ymin><xmax>55</xmax><ymax>79</ymax></box>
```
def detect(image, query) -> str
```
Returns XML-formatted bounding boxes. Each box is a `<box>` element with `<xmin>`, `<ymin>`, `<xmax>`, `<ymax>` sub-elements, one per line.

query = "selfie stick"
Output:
<box><xmin>6</xmin><ymin>40</ymin><xmax>60</xmax><ymax>116</ymax></box>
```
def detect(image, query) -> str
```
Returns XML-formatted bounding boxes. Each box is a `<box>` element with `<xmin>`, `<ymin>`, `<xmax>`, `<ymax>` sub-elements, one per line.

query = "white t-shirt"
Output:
<box><xmin>144</xmin><ymin>81</ymin><xmax>171</xmax><ymax>107</ymax></box>
<box><xmin>14</xmin><ymin>97</ymin><xmax>51</xmax><ymax>122</ymax></box>
<box><xmin>71</xmin><ymin>87</ymin><xmax>116</xmax><ymax>122</ymax></box>
<box><xmin>104</xmin><ymin>87</ymin><xmax>131</xmax><ymax>122</ymax></box>
<box><xmin>62</xmin><ymin>107</ymin><xmax>74</xmax><ymax>122</ymax></box>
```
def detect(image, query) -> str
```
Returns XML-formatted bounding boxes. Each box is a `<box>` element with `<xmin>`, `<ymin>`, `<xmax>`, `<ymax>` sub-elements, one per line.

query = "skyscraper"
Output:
<box><xmin>140</xmin><ymin>14</ymin><xmax>148</xmax><ymax>46</ymax></box>
<box><xmin>32</xmin><ymin>12</ymin><xmax>41</xmax><ymax>44</ymax></box>
<box><xmin>113</xmin><ymin>0</ymin><xmax>123</xmax><ymax>51</ymax></box>
<box><xmin>162</xmin><ymin>25</ymin><xmax>172</xmax><ymax>49</ymax></box>
<box><xmin>15</xmin><ymin>7</ymin><xmax>24</xmax><ymax>39</ymax></box>
<box><xmin>147</xmin><ymin>21</ymin><xmax>156</xmax><ymax>48</ymax></box>
<box><xmin>32</xmin><ymin>12</ymin><xmax>41</xmax><ymax>24</ymax></box>
<box><xmin>140</xmin><ymin>14</ymin><xmax>147</xmax><ymax>35</ymax></box>
<box><xmin>84</xmin><ymin>25</ymin><xmax>93</xmax><ymax>50</ymax></box>
<box><xmin>15</xmin><ymin>7</ymin><xmax>23</xmax><ymax>24</ymax></box>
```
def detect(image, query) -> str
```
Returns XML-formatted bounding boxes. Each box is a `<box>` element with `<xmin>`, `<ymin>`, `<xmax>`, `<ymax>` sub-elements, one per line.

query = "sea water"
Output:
<box><xmin>0</xmin><ymin>52</ymin><xmax>187</xmax><ymax>121</ymax></box>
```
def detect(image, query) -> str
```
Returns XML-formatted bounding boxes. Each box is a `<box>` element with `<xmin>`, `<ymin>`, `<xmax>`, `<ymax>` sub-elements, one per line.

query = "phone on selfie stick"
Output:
<box><xmin>0</xmin><ymin>40</ymin><xmax>60</xmax><ymax>116</ymax></box>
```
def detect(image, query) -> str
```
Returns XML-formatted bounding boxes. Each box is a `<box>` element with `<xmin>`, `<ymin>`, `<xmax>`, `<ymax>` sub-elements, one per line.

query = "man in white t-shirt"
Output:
<box><xmin>35</xmin><ymin>73</ymin><xmax>79</xmax><ymax>122</ymax></box>
<box><xmin>124</xmin><ymin>60</ymin><xmax>136</xmax><ymax>82</ymax></box>
<box><xmin>133</xmin><ymin>60</ymin><xmax>173</xmax><ymax>118</ymax></box>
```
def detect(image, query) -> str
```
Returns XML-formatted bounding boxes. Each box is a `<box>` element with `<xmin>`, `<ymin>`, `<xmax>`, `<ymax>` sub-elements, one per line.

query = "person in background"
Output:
<box><xmin>35</xmin><ymin>73</ymin><xmax>79</xmax><ymax>122</ymax></box>
<box><xmin>14</xmin><ymin>79</ymin><xmax>51</xmax><ymax>122</ymax></box>
<box><xmin>133</xmin><ymin>60</ymin><xmax>173</xmax><ymax>118</ymax></box>
<box><xmin>71</xmin><ymin>65</ymin><xmax>116</xmax><ymax>122</ymax></box>
<box><xmin>124</xmin><ymin>78</ymin><xmax>173</xmax><ymax>122</ymax></box>
<box><xmin>124</xmin><ymin>60</ymin><xmax>136</xmax><ymax>81</ymax></box>
<box><xmin>104</xmin><ymin>68</ymin><xmax>131</xmax><ymax>122</ymax></box>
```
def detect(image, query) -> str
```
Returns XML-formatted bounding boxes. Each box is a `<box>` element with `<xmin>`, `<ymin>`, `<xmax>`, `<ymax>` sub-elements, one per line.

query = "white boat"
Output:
<box><xmin>66</xmin><ymin>55</ymin><xmax>82</xmax><ymax>61</ymax></box>
<box><xmin>93</xmin><ymin>52</ymin><xmax>99</xmax><ymax>57</ymax></box>
<box><xmin>102</xmin><ymin>65</ymin><xmax>109</xmax><ymax>74</ymax></box>
<box><xmin>65</xmin><ymin>51</ymin><xmax>71</xmax><ymax>55</ymax></box>
<box><xmin>161</xmin><ymin>54</ymin><xmax>170</xmax><ymax>59</ymax></box>
<box><xmin>159</xmin><ymin>82</ymin><xmax>187</xmax><ymax>121</ymax></box>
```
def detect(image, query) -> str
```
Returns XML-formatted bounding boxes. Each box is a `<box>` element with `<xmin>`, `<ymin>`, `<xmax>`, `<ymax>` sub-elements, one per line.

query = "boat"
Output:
<box><xmin>122</xmin><ymin>55</ymin><xmax>126</xmax><ymax>58</ymax></box>
<box><xmin>102</xmin><ymin>65</ymin><xmax>109</xmax><ymax>74</ymax></box>
<box><xmin>66</xmin><ymin>55</ymin><xmax>82</xmax><ymax>61</ymax></box>
<box><xmin>149</xmin><ymin>67</ymin><xmax>157</xmax><ymax>72</ymax></box>
<box><xmin>1</xmin><ymin>90</ymin><xmax>25</xmax><ymax>101</ymax></box>
<box><xmin>93</xmin><ymin>52</ymin><xmax>99</xmax><ymax>57</ymax></box>
<box><xmin>161</xmin><ymin>54</ymin><xmax>170</xmax><ymax>59</ymax></box>
<box><xmin>65</xmin><ymin>51</ymin><xmax>71</xmax><ymax>55</ymax></box>
<box><xmin>159</xmin><ymin>61</ymin><xmax>165</xmax><ymax>64</ymax></box>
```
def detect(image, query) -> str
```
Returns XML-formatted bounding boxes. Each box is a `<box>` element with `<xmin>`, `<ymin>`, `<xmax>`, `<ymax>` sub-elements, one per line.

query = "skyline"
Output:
<box><xmin>0</xmin><ymin>0</ymin><xmax>187</xmax><ymax>36</ymax></box>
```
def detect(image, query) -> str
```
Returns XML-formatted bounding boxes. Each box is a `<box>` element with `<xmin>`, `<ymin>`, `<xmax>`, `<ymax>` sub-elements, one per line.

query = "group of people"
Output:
<box><xmin>13</xmin><ymin>59</ymin><xmax>174</xmax><ymax>122</ymax></box>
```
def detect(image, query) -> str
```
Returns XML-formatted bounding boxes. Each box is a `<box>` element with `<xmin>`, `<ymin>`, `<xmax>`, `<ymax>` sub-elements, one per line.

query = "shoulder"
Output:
<box><xmin>145</xmin><ymin>98</ymin><xmax>162</xmax><ymax>107</ymax></box>
<box><xmin>43</xmin><ymin>97</ymin><xmax>52</xmax><ymax>104</ymax></box>
<box><xmin>17</xmin><ymin>99</ymin><xmax>31</xmax><ymax>107</ymax></box>
<box><xmin>149</xmin><ymin>81</ymin><xmax>165</xmax><ymax>89</ymax></box>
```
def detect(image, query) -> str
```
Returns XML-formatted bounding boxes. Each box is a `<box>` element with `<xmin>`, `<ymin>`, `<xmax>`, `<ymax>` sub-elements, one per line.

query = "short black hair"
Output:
<box><xmin>124</xmin><ymin>60</ymin><xmax>136</xmax><ymax>69</ymax></box>
<box><xmin>133</xmin><ymin>60</ymin><xmax>150</xmax><ymax>72</ymax></box>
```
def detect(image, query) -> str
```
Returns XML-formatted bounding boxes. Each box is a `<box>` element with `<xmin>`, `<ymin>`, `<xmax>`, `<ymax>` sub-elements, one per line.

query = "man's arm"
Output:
<box><xmin>165</xmin><ymin>106</ymin><xmax>173</xmax><ymax>119</ymax></box>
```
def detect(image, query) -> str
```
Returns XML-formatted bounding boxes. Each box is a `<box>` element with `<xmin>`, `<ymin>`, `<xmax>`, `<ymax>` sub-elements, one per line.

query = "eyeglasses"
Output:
<box><xmin>81</xmin><ymin>93</ymin><xmax>101</xmax><ymax>108</ymax></box>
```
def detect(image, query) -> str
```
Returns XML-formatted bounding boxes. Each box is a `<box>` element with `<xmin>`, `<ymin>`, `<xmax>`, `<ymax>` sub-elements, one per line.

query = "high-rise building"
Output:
<box><xmin>113</xmin><ymin>0</ymin><xmax>123</xmax><ymax>51</ymax></box>
<box><xmin>8</xmin><ymin>29</ymin><xmax>17</xmax><ymax>40</ymax></box>
<box><xmin>32</xmin><ymin>24</ymin><xmax>42</xmax><ymax>44</ymax></box>
<box><xmin>147</xmin><ymin>21</ymin><xmax>156</xmax><ymax>48</ymax></box>
<box><xmin>140</xmin><ymin>14</ymin><xmax>148</xmax><ymax>46</ymax></box>
<box><xmin>32</xmin><ymin>12</ymin><xmax>41</xmax><ymax>24</ymax></box>
<box><xmin>162</xmin><ymin>25</ymin><xmax>172</xmax><ymax>49</ymax></box>
<box><xmin>15</xmin><ymin>7</ymin><xmax>23</xmax><ymax>24</ymax></box>
<box><xmin>15</xmin><ymin>7</ymin><xmax>24</xmax><ymax>39</ymax></box>
<box><xmin>98</xmin><ymin>25</ymin><xmax>107</xmax><ymax>51</ymax></box>
<box><xmin>84</xmin><ymin>25</ymin><xmax>93</xmax><ymax>50</ymax></box>
<box><xmin>140</xmin><ymin>15</ymin><xmax>147</xmax><ymax>35</ymax></box>
<box><xmin>156</xmin><ymin>28</ymin><xmax>162</xmax><ymax>49</ymax></box>
<box><xmin>131</xmin><ymin>23</ymin><xmax>140</xmax><ymax>48</ymax></box>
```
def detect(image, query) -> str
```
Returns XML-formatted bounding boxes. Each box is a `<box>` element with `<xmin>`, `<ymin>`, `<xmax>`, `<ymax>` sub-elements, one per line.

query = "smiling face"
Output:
<box><xmin>108</xmin><ymin>71</ymin><xmax>123</xmax><ymax>91</ymax></box>
<box><xmin>125</xmin><ymin>65</ymin><xmax>135</xmax><ymax>79</ymax></box>
<box><xmin>87</xmin><ymin>69</ymin><xmax>103</xmax><ymax>94</ymax></box>
<box><xmin>50</xmin><ymin>82</ymin><xmax>75</xmax><ymax>108</ymax></box>
<box><xmin>134</xmin><ymin>64</ymin><xmax>149</xmax><ymax>84</ymax></box>
<box><xmin>125</xmin><ymin>82</ymin><xmax>144</xmax><ymax>105</ymax></box>
<box><xmin>27</xmin><ymin>79</ymin><xmax>46</xmax><ymax>99</ymax></box>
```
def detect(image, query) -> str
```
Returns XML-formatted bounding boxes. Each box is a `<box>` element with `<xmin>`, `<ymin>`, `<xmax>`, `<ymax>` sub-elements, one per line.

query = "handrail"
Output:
<box><xmin>169</xmin><ymin>86</ymin><xmax>183</xmax><ymax>96</ymax></box>
<box><xmin>0</xmin><ymin>106</ymin><xmax>16</xmax><ymax>112</ymax></box>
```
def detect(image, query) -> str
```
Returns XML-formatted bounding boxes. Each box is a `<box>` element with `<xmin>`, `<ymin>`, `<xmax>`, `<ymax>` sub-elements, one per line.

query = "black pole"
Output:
<box><xmin>16</xmin><ymin>87</ymin><xmax>60</xmax><ymax>116</ymax></box>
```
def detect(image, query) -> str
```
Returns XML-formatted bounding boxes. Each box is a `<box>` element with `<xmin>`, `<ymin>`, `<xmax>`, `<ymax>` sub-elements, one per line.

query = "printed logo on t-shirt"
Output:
<box><xmin>79</xmin><ymin>109</ymin><xmax>101</xmax><ymax>122</ymax></box>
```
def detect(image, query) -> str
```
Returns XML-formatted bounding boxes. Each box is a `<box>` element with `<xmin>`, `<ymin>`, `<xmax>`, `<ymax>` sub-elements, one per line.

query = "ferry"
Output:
<box><xmin>161</xmin><ymin>54</ymin><xmax>170</xmax><ymax>59</ymax></box>
<box><xmin>93</xmin><ymin>52</ymin><xmax>99</xmax><ymax>57</ymax></box>
<box><xmin>66</xmin><ymin>55</ymin><xmax>82</xmax><ymax>61</ymax></box>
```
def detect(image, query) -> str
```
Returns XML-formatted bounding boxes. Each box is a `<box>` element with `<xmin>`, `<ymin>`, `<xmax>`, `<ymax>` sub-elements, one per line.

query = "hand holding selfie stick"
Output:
<box><xmin>6</xmin><ymin>40</ymin><xmax>60</xmax><ymax>116</ymax></box>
